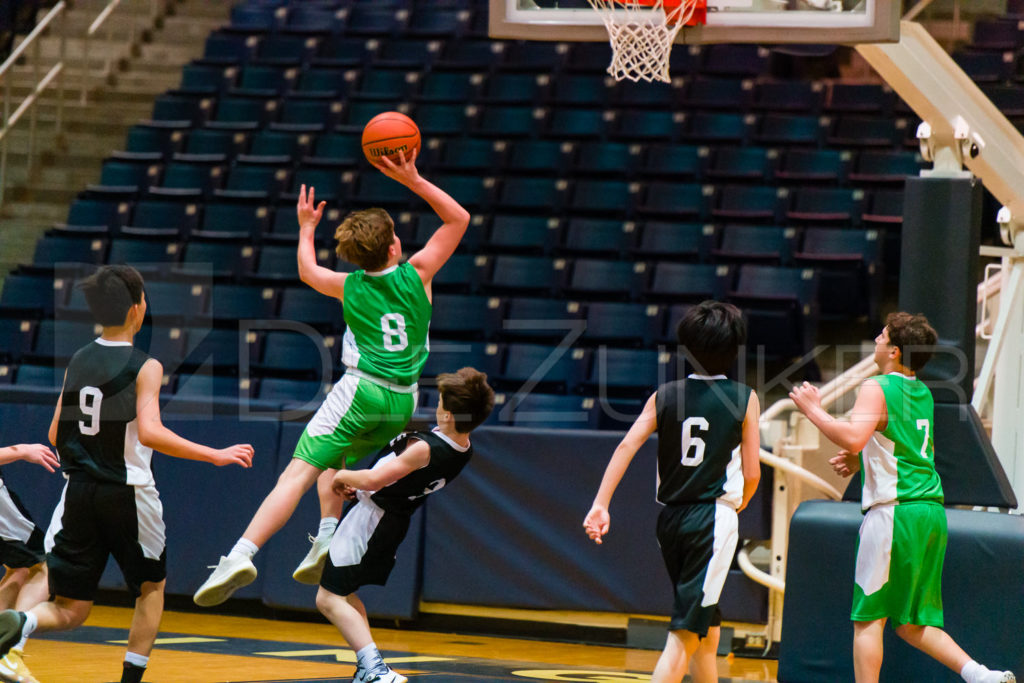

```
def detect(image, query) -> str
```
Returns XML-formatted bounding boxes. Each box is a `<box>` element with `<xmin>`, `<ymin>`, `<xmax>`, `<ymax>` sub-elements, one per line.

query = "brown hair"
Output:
<box><xmin>437</xmin><ymin>367</ymin><xmax>496</xmax><ymax>433</ymax></box>
<box><xmin>885</xmin><ymin>311</ymin><xmax>937</xmax><ymax>372</ymax></box>
<box><xmin>334</xmin><ymin>208</ymin><xmax>395</xmax><ymax>271</ymax></box>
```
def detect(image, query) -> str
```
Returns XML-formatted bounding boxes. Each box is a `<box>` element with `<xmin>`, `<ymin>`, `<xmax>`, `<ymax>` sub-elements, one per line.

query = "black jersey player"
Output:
<box><xmin>584</xmin><ymin>301</ymin><xmax>761</xmax><ymax>683</ymax></box>
<box><xmin>315</xmin><ymin>367</ymin><xmax>494</xmax><ymax>683</ymax></box>
<box><xmin>0</xmin><ymin>266</ymin><xmax>254</xmax><ymax>683</ymax></box>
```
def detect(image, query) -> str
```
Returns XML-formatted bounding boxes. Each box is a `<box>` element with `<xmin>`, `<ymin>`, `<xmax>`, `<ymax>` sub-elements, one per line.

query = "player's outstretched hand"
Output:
<box><xmin>375</xmin><ymin>148</ymin><xmax>420</xmax><ymax>186</ymax></box>
<box><xmin>211</xmin><ymin>444</ymin><xmax>254</xmax><ymax>468</ymax></box>
<box><xmin>297</xmin><ymin>184</ymin><xmax>326</xmax><ymax>233</ymax></box>
<box><xmin>788</xmin><ymin>381</ymin><xmax>822</xmax><ymax>415</ymax></box>
<box><xmin>17</xmin><ymin>444</ymin><xmax>60</xmax><ymax>472</ymax></box>
<box><xmin>829</xmin><ymin>449</ymin><xmax>860</xmax><ymax>478</ymax></box>
<box><xmin>583</xmin><ymin>505</ymin><xmax>610</xmax><ymax>545</ymax></box>
<box><xmin>331</xmin><ymin>470</ymin><xmax>358</xmax><ymax>500</ymax></box>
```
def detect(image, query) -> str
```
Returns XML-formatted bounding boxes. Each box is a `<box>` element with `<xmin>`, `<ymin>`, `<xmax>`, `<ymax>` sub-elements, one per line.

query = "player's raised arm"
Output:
<box><xmin>375</xmin><ymin>150</ymin><xmax>471</xmax><ymax>286</ymax></box>
<box><xmin>332</xmin><ymin>439</ymin><xmax>431</xmax><ymax>494</ymax></box>
<box><xmin>135</xmin><ymin>359</ymin><xmax>254</xmax><ymax>467</ymax></box>
<box><xmin>584</xmin><ymin>392</ymin><xmax>658</xmax><ymax>544</ymax></box>
<box><xmin>789</xmin><ymin>378</ymin><xmax>886</xmax><ymax>454</ymax></box>
<box><xmin>297</xmin><ymin>184</ymin><xmax>347</xmax><ymax>301</ymax></box>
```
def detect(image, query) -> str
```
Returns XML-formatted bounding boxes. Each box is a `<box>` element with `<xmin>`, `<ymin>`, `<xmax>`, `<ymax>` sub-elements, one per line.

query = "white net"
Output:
<box><xmin>586</xmin><ymin>0</ymin><xmax>697</xmax><ymax>83</ymax></box>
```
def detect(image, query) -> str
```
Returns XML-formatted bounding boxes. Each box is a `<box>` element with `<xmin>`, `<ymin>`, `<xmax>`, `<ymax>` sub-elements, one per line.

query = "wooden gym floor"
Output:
<box><xmin>25</xmin><ymin>605</ymin><xmax>779</xmax><ymax>682</ymax></box>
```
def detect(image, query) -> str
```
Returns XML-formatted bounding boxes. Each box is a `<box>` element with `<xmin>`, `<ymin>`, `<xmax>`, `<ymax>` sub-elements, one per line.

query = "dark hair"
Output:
<box><xmin>885</xmin><ymin>311</ymin><xmax>937</xmax><ymax>372</ymax></box>
<box><xmin>334</xmin><ymin>207</ymin><xmax>395</xmax><ymax>271</ymax></box>
<box><xmin>675</xmin><ymin>300</ymin><xmax>746</xmax><ymax>376</ymax></box>
<box><xmin>78</xmin><ymin>265</ymin><xmax>145</xmax><ymax>326</ymax></box>
<box><xmin>437</xmin><ymin>367</ymin><xmax>496</xmax><ymax>433</ymax></box>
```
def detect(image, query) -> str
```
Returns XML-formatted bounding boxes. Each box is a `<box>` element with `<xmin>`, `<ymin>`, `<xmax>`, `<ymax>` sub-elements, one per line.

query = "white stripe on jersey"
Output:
<box><xmin>44</xmin><ymin>479</ymin><xmax>69</xmax><ymax>554</ymax></box>
<box><xmin>0</xmin><ymin>484</ymin><xmax>36</xmax><ymax>543</ymax></box>
<box><xmin>718</xmin><ymin>446</ymin><xmax>744</xmax><ymax>509</ymax></box>
<box><xmin>306</xmin><ymin>373</ymin><xmax>360</xmax><ymax>439</ymax></box>
<box><xmin>134</xmin><ymin>484</ymin><xmax>166</xmax><ymax>560</ymax></box>
<box><xmin>861</xmin><ymin>432</ymin><xmax>899</xmax><ymax>510</ymax></box>
<box><xmin>329</xmin><ymin>491</ymin><xmax>385</xmax><ymax>567</ymax></box>
<box><xmin>341</xmin><ymin>326</ymin><xmax>361</xmax><ymax>370</ymax></box>
<box><xmin>124</xmin><ymin>419</ymin><xmax>155</xmax><ymax>487</ymax></box>
<box><xmin>701</xmin><ymin>502</ymin><xmax>739</xmax><ymax>607</ymax></box>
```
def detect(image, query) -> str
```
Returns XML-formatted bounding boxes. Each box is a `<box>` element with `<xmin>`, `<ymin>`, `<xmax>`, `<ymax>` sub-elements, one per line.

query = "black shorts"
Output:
<box><xmin>656</xmin><ymin>501</ymin><xmax>738</xmax><ymax>636</ymax></box>
<box><xmin>46</xmin><ymin>479</ymin><xmax>167</xmax><ymax>600</ymax></box>
<box><xmin>0</xmin><ymin>483</ymin><xmax>45</xmax><ymax>568</ymax></box>
<box><xmin>320</xmin><ymin>495</ymin><xmax>411</xmax><ymax>597</ymax></box>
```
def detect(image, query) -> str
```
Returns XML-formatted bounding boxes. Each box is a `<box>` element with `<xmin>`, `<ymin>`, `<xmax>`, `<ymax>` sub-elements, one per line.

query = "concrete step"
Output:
<box><xmin>0</xmin><ymin>202</ymin><xmax>70</xmax><ymax>222</ymax></box>
<box><xmin>5</xmin><ymin>164</ymin><xmax>101</xmax><ymax>189</ymax></box>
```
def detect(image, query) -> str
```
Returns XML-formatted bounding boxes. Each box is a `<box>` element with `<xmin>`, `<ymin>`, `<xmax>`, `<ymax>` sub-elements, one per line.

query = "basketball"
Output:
<box><xmin>361</xmin><ymin>112</ymin><xmax>421</xmax><ymax>165</ymax></box>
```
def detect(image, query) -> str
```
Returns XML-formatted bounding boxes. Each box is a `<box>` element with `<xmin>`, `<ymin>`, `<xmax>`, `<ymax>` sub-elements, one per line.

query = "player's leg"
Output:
<box><xmin>294</xmin><ymin>378</ymin><xmax>415</xmax><ymax>585</ymax></box>
<box><xmin>853</xmin><ymin>618</ymin><xmax>885</xmax><ymax>683</ymax></box>
<box><xmin>120</xmin><ymin>579</ymin><xmax>166</xmax><ymax>683</ymax></box>
<box><xmin>652</xmin><ymin>629</ymin><xmax>699</xmax><ymax>683</ymax></box>
<box><xmin>688</xmin><ymin>626</ymin><xmax>720</xmax><ymax>683</ymax></box>
<box><xmin>13</xmin><ymin>563</ymin><xmax>47</xmax><ymax>613</ymax></box>
<box><xmin>0</xmin><ymin>568</ymin><xmax>28</xmax><ymax>610</ymax></box>
<box><xmin>195</xmin><ymin>457</ymin><xmax>322</xmax><ymax>606</ymax></box>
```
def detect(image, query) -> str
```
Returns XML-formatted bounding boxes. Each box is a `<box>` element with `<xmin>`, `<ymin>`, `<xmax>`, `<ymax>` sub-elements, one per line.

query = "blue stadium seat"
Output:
<box><xmin>504</xmin><ymin>139</ymin><xmax>568</xmax><ymax>176</ymax></box>
<box><xmin>728</xmin><ymin>265</ymin><xmax>819</xmax><ymax>358</ymax></box>
<box><xmin>775</xmin><ymin>148</ymin><xmax>849</xmax><ymax>184</ymax></box>
<box><xmin>280</xmin><ymin>97</ymin><xmax>342</xmax><ymax>129</ymax></box>
<box><xmin>13</xmin><ymin>364</ymin><xmax>63</xmax><ymax>389</ymax></box>
<box><xmin>152</xmin><ymin>94</ymin><xmax>212</xmax><ymax>125</ymax></box>
<box><xmin>407</xmin><ymin>8</ymin><xmax>468</xmax><ymax>38</ymax></box>
<box><xmin>429</xmin><ymin>294</ymin><xmax>502</xmax><ymax>340</ymax></box>
<box><xmin>498</xmin><ymin>297</ymin><xmax>584</xmax><ymax>343</ymax></box>
<box><xmin>431</xmin><ymin>174</ymin><xmax>494</xmax><ymax>212</ymax></box>
<box><xmin>566</xmin><ymin>258</ymin><xmax>645</xmax><ymax>301</ymax></box>
<box><xmin>125</xmin><ymin>123</ymin><xmax>187</xmax><ymax>156</ymax></box>
<box><xmin>177</xmin><ymin>240</ymin><xmax>257</xmax><ymax>280</ymax></box>
<box><xmin>561</xmin><ymin>218</ymin><xmax>636</xmax><ymax>257</ymax></box>
<box><xmin>568</xmin><ymin>179</ymin><xmax>637</xmax><ymax>217</ymax></box>
<box><xmin>551</xmin><ymin>73</ymin><xmax>613</xmax><ymax>107</ymax></box>
<box><xmin>107</xmin><ymin>237</ymin><xmax>181</xmax><ymax>274</ymax></box>
<box><xmin>785</xmin><ymin>187</ymin><xmax>864</xmax><ymax>225</ymax></box>
<box><xmin>234</xmin><ymin>64</ymin><xmax>298</xmax><ymax>95</ymax></box>
<box><xmin>487</xmin><ymin>215</ymin><xmax>561</xmax><ymax>255</ymax></box>
<box><xmin>258</xmin><ymin>330</ymin><xmax>339</xmax><ymax>378</ymax></box>
<box><xmin>33</xmin><ymin>234</ymin><xmax>107</xmax><ymax>268</ymax></box>
<box><xmin>849</xmin><ymin>149</ymin><xmax>923</xmax><ymax>184</ymax></box>
<box><xmin>64</xmin><ymin>198</ymin><xmax>131</xmax><ymax>233</ymax></box>
<box><xmin>129</xmin><ymin>199</ymin><xmax>199</xmax><ymax>237</ymax></box>
<box><xmin>375</xmin><ymin>39</ymin><xmax>441</xmax><ymax>69</ymax></box>
<box><xmin>414</xmin><ymin>104</ymin><xmax>474</xmax><ymax>136</ymax></box>
<box><xmin>484</xmin><ymin>255</ymin><xmax>567</xmax><ymax>295</ymax></box>
<box><xmin>477</xmin><ymin>104</ymin><xmax>542</xmax><ymax>138</ymax></box>
<box><xmin>713</xmin><ymin>225</ymin><xmax>798</xmax><ymax>266</ymax></box>
<box><xmin>614</xmin><ymin>79</ymin><xmax>681</xmax><ymax>108</ymax></box>
<box><xmin>179</xmin><ymin>62</ymin><xmax>237</xmax><ymax>95</ymax></box>
<box><xmin>502</xmin><ymin>393</ymin><xmax>598</xmax><ymax>430</ymax></box>
<box><xmin>683</xmin><ymin>112</ymin><xmax>749</xmax><ymax>144</ymax></box>
<box><xmin>28</xmin><ymin>320</ymin><xmax>98</xmax><ymax>363</ymax></box>
<box><xmin>174</xmin><ymin>372</ymin><xmax>248</xmax><ymax>400</ymax></box>
<box><xmin>615</xmin><ymin>109</ymin><xmax>677</xmax><ymax>141</ymax></box>
<box><xmin>700</xmin><ymin>44</ymin><xmax>769</xmax><ymax>77</ymax></box>
<box><xmin>583</xmin><ymin>301</ymin><xmax>662</xmax><ymax>347</ymax></box>
<box><xmin>313</xmin><ymin>37</ymin><xmax>374</xmax><ymax>67</ymax></box>
<box><xmin>198</xmin><ymin>201</ymin><xmax>271</xmax><ymax>238</ymax></box>
<box><xmin>795</xmin><ymin>227</ymin><xmax>882</xmax><ymax>320</ymax></box>
<box><xmin>145</xmin><ymin>281</ymin><xmax>208</xmax><ymax>323</ymax></box>
<box><xmin>434</xmin><ymin>138</ymin><xmax>503</xmax><ymax>174</ymax></box>
<box><xmin>156</xmin><ymin>160</ymin><xmax>224</xmax><ymax>197</ymax></box>
<box><xmin>351</xmin><ymin>172</ymin><xmax>409</xmax><ymax>208</ymax></box>
<box><xmin>212</xmin><ymin>96</ymin><xmax>277</xmax><ymax>126</ymax></box>
<box><xmin>430</xmin><ymin>253</ymin><xmax>484</xmax><ymax>294</ymax></box>
<box><xmin>100</xmin><ymin>158</ymin><xmax>161</xmax><ymax>191</ymax></box>
<box><xmin>420</xmin><ymin>341</ymin><xmax>502</xmax><ymax>381</ymax></box>
<box><xmin>0</xmin><ymin>318</ymin><xmax>35</xmax><ymax>364</ymax></box>
<box><xmin>639</xmin><ymin>143</ymin><xmax>706</xmax><ymax>180</ymax></box>
<box><xmin>633</xmin><ymin>221</ymin><xmax>715</xmax><ymax>261</ymax></box>
<box><xmin>751</xmin><ymin>80</ymin><xmax>824</xmax><ymax>114</ymax></box>
<box><xmin>753</xmin><ymin>113</ymin><xmax>824</xmax><ymax>146</ymax></box>
<box><xmin>573</xmin><ymin>141</ymin><xmax>639</xmax><ymax>177</ymax></box>
<box><xmin>145</xmin><ymin>325</ymin><xmax>189</xmax><ymax>368</ymax></box>
<box><xmin>345</xmin><ymin>6</ymin><xmax>406</xmax><ymax>36</ymax></box>
<box><xmin>682</xmin><ymin>77</ymin><xmax>753</xmax><ymax>110</ymax></box>
<box><xmin>229</xmin><ymin>5</ymin><xmax>283</xmax><ymax>33</ymax></box>
<box><xmin>286</xmin><ymin>7</ymin><xmax>347</xmax><ymax>36</ymax></box>
<box><xmin>565</xmin><ymin>43</ymin><xmax>614</xmax><ymax>74</ymax></box>
<box><xmin>353</xmin><ymin>68</ymin><xmax>419</xmax><ymax>100</ymax></box>
<box><xmin>435</xmin><ymin>39</ymin><xmax>506</xmax><ymax>70</ymax></box>
<box><xmin>638</xmin><ymin>181</ymin><xmax>708</xmax><ymax>219</ymax></box>
<box><xmin>497</xmin><ymin>343</ymin><xmax>588</xmax><ymax>394</ymax></box>
<box><xmin>711</xmin><ymin>185</ymin><xmax>783</xmax><ymax>223</ymax></box>
<box><xmin>293</xmin><ymin>66</ymin><xmax>356</xmax><ymax>98</ymax></box>
<box><xmin>480</xmin><ymin>72</ymin><xmax>545</xmax><ymax>104</ymax></box>
<box><xmin>825</xmin><ymin>83</ymin><xmax>894</xmax><ymax>115</ymax></box>
<box><xmin>501</xmin><ymin>41</ymin><xmax>568</xmax><ymax>72</ymax></box>
<box><xmin>417</xmin><ymin>70</ymin><xmax>481</xmax><ymax>103</ymax></box>
<box><xmin>496</xmin><ymin>177</ymin><xmax>567</xmax><ymax>213</ymax></box>
<box><xmin>706</xmin><ymin>146</ymin><xmax>776</xmax><ymax>183</ymax></box>
<box><xmin>971</xmin><ymin>18</ymin><xmax>1024</xmax><ymax>51</ymax></box>
<box><xmin>583</xmin><ymin>347</ymin><xmax>667</xmax><ymax>398</ymax></box>
<box><xmin>225</xmin><ymin>161</ymin><xmax>289</xmax><ymax>198</ymax></box>
<box><xmin>206</xmin><ymin>283</ymin><xmax>278</xmax><ymax>325</ymax></box>
<box><xmin>255</xmin><ymin>34</ymin><xmax>318</xmax><ymax>65</ymax></box>
<box><xmin>646</xmin><ymin>262</ymin><xmax>733</xmax><ymax>302</ymax></box>
<box><xmin>827</xmin><ymin>115</ymin><xmax>905</xmax><ymax>148</ymax></box>
<box><xmin>181</xmin><ymin>327</ymin><xmax>257</xmax><ymax>372</ymax></box>
<box><xmin>861</xmin><ymin>189</ymin><xmax>904</xmax><ymax>227</ymax></box>
<box><xmin>202</xmin><ymin>31</ymin><xmax>257</xmax><ymax>64</ymax></box>
<box><xmin>277</xmin><ymin>287</ymin><xmax>344</xmax><ymax>332</ymax></box>
<box><xmin>186</xmin><ymin>128</ymin><xmax>247</xmax><ymax>159</ymax></box>
<box><xmin>250</xmin><ymin>243</ymin><xmax>314</xmax><ymax>283</ymax></box>
<box><xmin>257</xmin><ymin>377</ymin><xmax>330</xmax><ymax>404</ymax></box>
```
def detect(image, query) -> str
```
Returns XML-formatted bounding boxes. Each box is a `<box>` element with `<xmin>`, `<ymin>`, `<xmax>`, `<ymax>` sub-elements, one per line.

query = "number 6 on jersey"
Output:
<box><xmin>680</xmin><ymin>416</ymin><xmax>708</xmax><ymax>467</ymax></box>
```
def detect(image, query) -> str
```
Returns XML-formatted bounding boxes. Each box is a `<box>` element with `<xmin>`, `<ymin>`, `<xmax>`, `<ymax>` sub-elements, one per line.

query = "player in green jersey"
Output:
<box><xmin>790</xmin><ymin>312</ymin><xmax>1015</xmax><ymax>683</ymax></box>
<box><xmin>194</xmin><ymin>149</ymin><xmax>471</xmax><ymax>607</ymax></box>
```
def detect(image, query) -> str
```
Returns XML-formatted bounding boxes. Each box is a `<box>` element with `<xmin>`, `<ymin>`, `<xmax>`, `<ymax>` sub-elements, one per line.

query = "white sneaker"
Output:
<box><xmin>351</xmin><ymin>665</ymin><xmax>366</xmax><ymax>683</ymax></box>
<box><xmin>193</xmin><ymin>554</ymin><xmax>257</xmax><ymax>607</ymax></box>
<box><xmin>363</xmin><ymin>666</ymin><xmax>407</xmax><ymax>683</ymax></box>
<box><xmin>0</xmin><ymin>647</ymin><xmax>39</xmax><ymax>683</ymax></box>
<box><xmin>992</xmin><ymin>672</ymin><xmax>1016</xmax><ymax>683</ymax></box>
<box><xmin>292</xmin><ymin>533</ymin><xmax>331</xmax><ymax>585</ymax></box>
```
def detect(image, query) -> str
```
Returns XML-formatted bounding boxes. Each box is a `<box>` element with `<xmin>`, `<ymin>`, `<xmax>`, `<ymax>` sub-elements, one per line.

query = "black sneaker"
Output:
<box><xmin>0</xmin><ymin>611</ymin><xmax>25</xmax><ymax>658</ymax></box>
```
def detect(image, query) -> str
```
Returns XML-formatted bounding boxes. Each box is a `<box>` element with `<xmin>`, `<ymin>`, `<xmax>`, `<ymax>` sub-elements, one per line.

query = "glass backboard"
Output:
<box><xmin>489</xmin><ymin>0</ymin><xmax>901</xmax><ymax>45</ymax></box>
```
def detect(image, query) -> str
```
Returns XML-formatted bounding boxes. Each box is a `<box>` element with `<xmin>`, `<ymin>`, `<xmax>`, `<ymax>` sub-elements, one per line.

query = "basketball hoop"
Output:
<box><xmin>586</xmin><ymin>0</ymin><xmax>706</xmax><ymax>83</ymax></box>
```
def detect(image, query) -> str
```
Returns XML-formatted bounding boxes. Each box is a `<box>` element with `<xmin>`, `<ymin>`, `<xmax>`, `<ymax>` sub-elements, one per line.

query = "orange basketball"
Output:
<box><xmin>361</xmin><ymin>112</ymin><xmax>421</xmax><ymax>165</ymax></box>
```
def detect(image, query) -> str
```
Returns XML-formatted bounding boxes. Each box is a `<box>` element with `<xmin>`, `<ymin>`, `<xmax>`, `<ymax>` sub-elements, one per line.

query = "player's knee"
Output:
<box><xmin>314</xmin><ymin>587</ymin><xmax>336</xmax><ymax>615</ymax></box>
<box><xmin>894</xmin><ymin>623</ymin><xmax>923</xmax><ymax>641</ymax></box>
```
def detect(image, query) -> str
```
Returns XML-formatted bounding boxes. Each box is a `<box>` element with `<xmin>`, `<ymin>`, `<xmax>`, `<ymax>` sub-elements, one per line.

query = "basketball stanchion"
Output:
<box><xmin>585</xmin><ymin>0</ymin><xmax>706</xmax><ymax>83</ymax></box>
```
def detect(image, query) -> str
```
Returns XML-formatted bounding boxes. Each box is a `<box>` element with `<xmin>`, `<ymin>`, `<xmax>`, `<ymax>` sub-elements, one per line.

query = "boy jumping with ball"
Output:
<box><xmin>789</xmin><ymin>312</ymin><xmax>1015</xmax><ymax>683</ymax></box>
<box><xmin>195</xmin><ymin>149</ymin><xmax>471</xmax><ymax>606</ymax></box>
<box><xmin>584</xmin><ymin>301</ymin><xmax>761</xmax><ymax>683</ymax></box>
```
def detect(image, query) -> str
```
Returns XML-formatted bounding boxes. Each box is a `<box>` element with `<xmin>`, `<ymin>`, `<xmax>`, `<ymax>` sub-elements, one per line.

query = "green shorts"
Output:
<box><xmin>293</xmin><ymin>372</ymin><xmax>417</xmax><ymax>470</ymax></box>
<box><xmin>851</xmin><ymin>501</ymin><xmax>946</xmax><ymax>627</ymax></box>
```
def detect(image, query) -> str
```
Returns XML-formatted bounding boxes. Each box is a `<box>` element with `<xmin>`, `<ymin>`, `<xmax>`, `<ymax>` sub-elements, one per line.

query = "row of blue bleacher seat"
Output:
<box><xmin>147</xmin><ymin>93</ymin><xmax>918</xmax><ymax>148</ymax></box>
<box><xmin>104</xmin><ymin>138</ymin><xmax>923</xmax><ymax>186</ymax></box>
<box><xmin>54</xmin><ymin>182</ymin><xmax>905</xmax><ymax>237</ymax></box>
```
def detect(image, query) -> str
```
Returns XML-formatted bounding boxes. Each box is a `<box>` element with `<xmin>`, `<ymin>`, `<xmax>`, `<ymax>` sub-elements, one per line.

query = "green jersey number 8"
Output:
<box><xmin>381</xmin><ymin>313</ymin><xmax>409</xmax><ymax>351</ymax></box>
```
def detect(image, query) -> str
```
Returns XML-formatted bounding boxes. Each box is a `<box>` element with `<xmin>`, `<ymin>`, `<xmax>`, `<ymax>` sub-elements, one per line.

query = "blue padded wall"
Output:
<box><xmin>779</xmin><ymin>501</ymin><xmax>1024</xmax><ymax>682</ymax></box>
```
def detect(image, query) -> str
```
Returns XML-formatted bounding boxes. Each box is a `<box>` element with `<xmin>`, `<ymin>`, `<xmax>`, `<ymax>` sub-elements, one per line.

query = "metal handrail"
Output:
<box><xmin>0</xmin><ymin>0</ymin><xmax>66</xmax><ymax>209</ymax></box>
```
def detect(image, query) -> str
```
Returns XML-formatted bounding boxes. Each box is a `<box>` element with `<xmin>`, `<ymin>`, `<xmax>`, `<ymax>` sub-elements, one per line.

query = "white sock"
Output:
<box><xmin>355</xmin><ymin>643</ymin><xmax>382</xmax><ymax>671</ymax></box>
<box><xmin>124</xmin><ymin>651</ymin><xmax>149</xmax><ymax>668</ymax></box>
<box><xmin>228</xmin><ymin>537</ymin><xmax>259</xmax><ymax>560</ymax></box>
<box><xmin>317</xmin><ymin>517</ymin><xmax>339</xmax><ymax>540</ymax></box>
<box><xmin>962</xmin><ymin>660</ymin><xmax>993</xmax><ymax>683</ymax></box>
<box><xmin>21</xmin><ymin>611</ymin><xmax>37</xmax><ymax>639</ymax></box>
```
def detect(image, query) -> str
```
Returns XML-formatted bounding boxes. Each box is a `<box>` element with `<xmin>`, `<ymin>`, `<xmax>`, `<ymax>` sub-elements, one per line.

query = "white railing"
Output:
<box><xmin>82</xmin><ymin>0</ymin><xmax>168</xmax><ymax>104</ymax></box>
<box><xmin>0</xmin><ymin>1</ymin><xmax>67</xmax><ymax>209</ymax></box>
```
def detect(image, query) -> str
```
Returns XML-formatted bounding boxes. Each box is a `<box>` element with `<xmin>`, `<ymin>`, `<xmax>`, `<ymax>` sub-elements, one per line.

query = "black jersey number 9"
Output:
<box><xmin>680</xmin><ymin>416</ymin><xmax>709</xmax><ymax>467</ymax></box>
<box><xmin>79</xmin><ymin>386</ymin><xmax>104</xmax><ymax>436</ymax></box>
